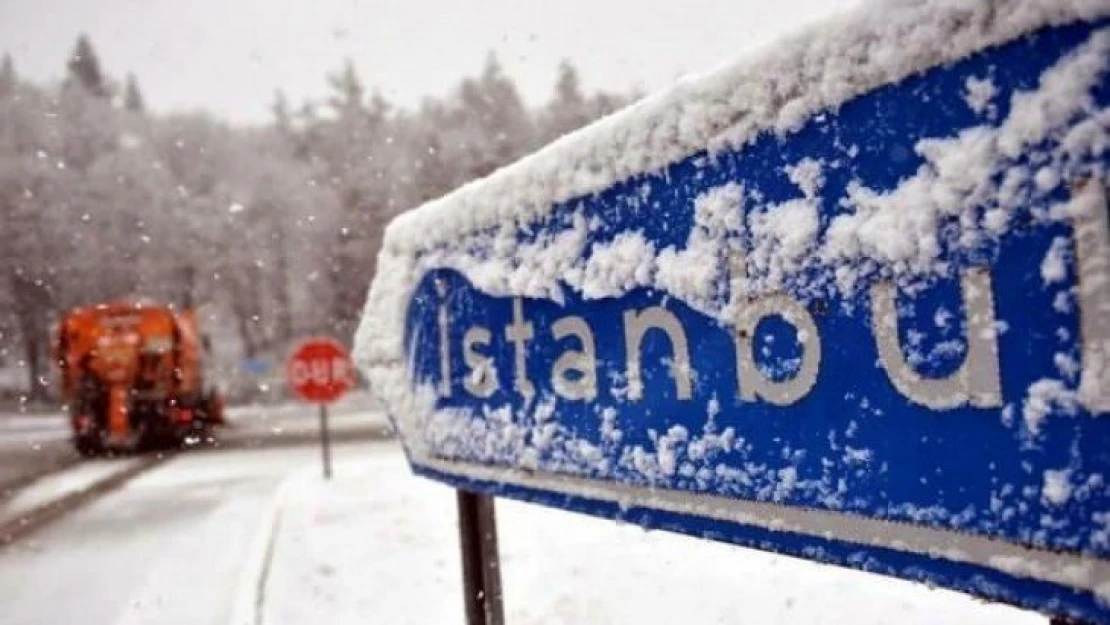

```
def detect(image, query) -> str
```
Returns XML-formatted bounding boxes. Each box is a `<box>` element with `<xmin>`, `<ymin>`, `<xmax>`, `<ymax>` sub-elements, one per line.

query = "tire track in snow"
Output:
<box><xmin>253</xmin><ymin>507</ymin><xmax>283</xmax><ymax>625</ymax></box>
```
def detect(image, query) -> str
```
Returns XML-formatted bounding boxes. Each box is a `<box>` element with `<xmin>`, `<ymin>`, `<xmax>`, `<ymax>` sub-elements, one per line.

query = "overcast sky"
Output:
<box><xmin>0</xmin><ymin>0</ymin><xmax>858</xmax><ymax>124</ymax></box>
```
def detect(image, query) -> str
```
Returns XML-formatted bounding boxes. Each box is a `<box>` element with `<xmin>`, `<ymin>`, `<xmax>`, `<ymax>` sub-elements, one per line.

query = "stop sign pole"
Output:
<box><xmin>317</xmin><ymin>403</ymin><xmax>333</xmax><ymax>479</ymax></box>
<box><xmin>287</xmin><ymin>337</ymin><xmax>354</xmax><ymax>480</ymax></box>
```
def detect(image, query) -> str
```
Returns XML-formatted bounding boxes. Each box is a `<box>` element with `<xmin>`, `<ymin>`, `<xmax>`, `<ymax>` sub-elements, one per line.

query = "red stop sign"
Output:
<box><xmin>287</xmin><ymin>337</ymin><xmax>354</xmax><ymax>403</ymax></box>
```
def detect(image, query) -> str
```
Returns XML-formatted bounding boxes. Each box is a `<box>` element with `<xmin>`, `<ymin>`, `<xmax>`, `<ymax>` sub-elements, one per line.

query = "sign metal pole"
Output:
<box><xmin>319</xmin><ymin>403</ymin><xmax>332</xmax><ymax>480</ymax></box>
<box><xmin>457</xmin><ymin>489</ymin><xmax>504</xmax><ymax>625</ymax></box>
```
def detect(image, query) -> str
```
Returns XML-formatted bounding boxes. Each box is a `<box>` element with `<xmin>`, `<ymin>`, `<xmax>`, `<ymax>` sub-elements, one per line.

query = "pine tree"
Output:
<box><xmin>454</xmin><ymin>52</ymin><xmax>534</xmax><ymax>177</ymax></box>
<box><xmin>543</xmin><ymin>60</ymin><xmax>590</xmax><ymax>142</ymax></box>
<box><xmin>124</xmin><ymin>73</ymin><xmax>144</xmax><ymax>111</ymax></box>
<box><xmin>0</xmin><ymin>54</ymin><xmax>14</xmax><ymax>98</ymax></box>
<box><xmin>67</xmin><ymin>34</ymin><xmax>108</xmax><ymax>97</ymax></box>
<box><xmin>554</xmin><ymin>60</ymin><xmax>585</xmax><ymax>111</ymax></box>
<box><xmin>271</xmin><ymin>89</ymin><xmax>291</xmax><ymax>131</ymax></box>
<box><xmin>367</xmin><ymin>90</ymin><xmax>390</xmax><ymax>125</ymax></box>
<box><xmin>326</xmin><ymin>59</ymin><xmax>364</xmax><ymax>116</ymax></box>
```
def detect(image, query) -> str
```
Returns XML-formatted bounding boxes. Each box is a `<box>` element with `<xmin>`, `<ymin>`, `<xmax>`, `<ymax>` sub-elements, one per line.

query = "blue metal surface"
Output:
<box><xmin>398</xmin><ymin>19</ymin><xmax>1110</xmax><ymax>622</ymax></box>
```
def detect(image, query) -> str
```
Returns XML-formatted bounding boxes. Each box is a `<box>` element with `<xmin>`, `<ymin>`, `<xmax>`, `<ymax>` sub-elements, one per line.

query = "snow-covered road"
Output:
<box><xmin>0</xmin><ymin>391</ymin><xmax>390</xmax><ymax>452</ymax></box>
<box><xmin>0</xmin><ymin>413</ymin><xmax>80</xmax><ymax>495</ymax></box>
<box><xmin>0</xmin><ymin>413</ymin><xmax>70</xmax><ymax>443</ymax></box>
<box><xmin>0</xmin><ymin>437</ymin><xmax>1047</xmax><ymax>625</ymax></box>
<box><xmin>0</xmin><ymin>394</ymin><xmax>391</xmax><ymax>491</ymax></box>
<box><xmin>0</xmin><ymin>443</ymin><xmax>369</xmax><ymax>625</ymax></box>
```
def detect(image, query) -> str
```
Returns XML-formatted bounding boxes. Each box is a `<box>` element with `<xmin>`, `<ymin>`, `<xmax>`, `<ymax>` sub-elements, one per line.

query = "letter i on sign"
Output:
<box><xmin>437</xmin><ymin>278</ymin><xmax>452</xmax><ymax>398</ymax></box>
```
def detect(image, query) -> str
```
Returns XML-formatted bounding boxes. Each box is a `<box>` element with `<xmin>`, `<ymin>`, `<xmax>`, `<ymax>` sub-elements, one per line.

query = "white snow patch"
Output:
<box><xmin>748</xmin><ymin>196</ymin><xmax>820</xmax><ymax>292</ymax></box>
<box><xmin>655</xmin><ymin>183</ymin><xmax>743</xmax><ymax>309</ymax></box>
<box><xmin>964</xmin><ymin>76</ymin><xmax>998</xmax><ymax>115</ymax></box>
<box><xmin>774</xmin><ymin>466</ymin><xmax>799</xmax><ymax>501</ymax></box>
<box><xmin>1054</xmin><ymin>290</ymin><xmax>1074</xmax><ymax>313</ymax></box>
<box><xmin>599</xmin><ymin>406</ymin><xmax>622</xmax><ymax>445</ymax></box>
<box><xmin>934</xmin><ymin>306</ymin><xmax>953</xmax><ymax>329</ymax></box>
<box><xmin>579</xmin><ymin>232</ymin><xmax>656</xmax><ymax>299</ymax></box>
<box><xmin>823</xmin><ymin>29</ymin><xmax>1110</xmax><ymax>279</ymax></box>
<box><xmin>656</xmin><ymin>425</ymin><xmax>690</xmax><ymax>477</ymax></box>
<box><xmin>1055</xmin><ymin>352</ymin><xmax>1081</xmax><ymax>379</ymax></box>
<box><xmin>1001</xmin><ymin>403</ymin><xmax>1016</xmax><ymax>427</ymax></box>
<box><xmin>1041</xmin><ymin>236</ymin><xmax>1071</xmax><ymax>284</ymax></box>
<box><xmin>844</xmin><ymin>447</ymin><xmax>873</xmax><ymax>465</ymax></box>
<box><xmin>1022</xmin><ymin>378</ymin><xmax>1080</xmax><ymax>434</ymax></box>
<box><xmin>785</xmin><ymin>157</ymin><xmax>825</xmax><ymax>198</ymax></box>
<box><xmin>260</xmin><ymin>447</ymin><xmax>1044</xmax><ymax>625</ymax></box>
<box><xmin>1034</xmin><ymin>165</ymin><xmax>1062</xmax><ymax>191</ymax></box>
<box><xmin>1042</xmin><ymin>469</ymin><xmax>1074</xmax><ymax>505</ymax></box>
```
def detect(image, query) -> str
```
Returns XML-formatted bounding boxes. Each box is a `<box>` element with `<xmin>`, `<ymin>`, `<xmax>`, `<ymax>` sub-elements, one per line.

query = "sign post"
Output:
<box><xmin>287</xmin><ymin>337</ymin><xmax>353</xmax><ymax>480</ymax></box>
<box><xmin>356</xmin><ymin>6</ymin><xmax>1110</xmax><ymax>623</ymax></box>
<box><xmin>457</xmin><ymin>490</ymin><xmax>504</xmax><ymax>625</ymax></box>
<box><xmin>318</xmin><ymin>404</ymin><xmax>333</xmax><ymax>480</ymax></box>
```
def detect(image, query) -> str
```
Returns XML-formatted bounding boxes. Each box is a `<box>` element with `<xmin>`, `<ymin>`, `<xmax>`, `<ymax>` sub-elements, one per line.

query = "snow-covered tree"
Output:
<box><xmin>450</xmin><ymin>52</ymin><xmax>535</xmax><ymax>179</ymax></box>
<box><xmin>540</xmin><ymin>60</ymin><xmax>590</xmax><ymax>143</ymax></box>
<box><xmin>0</xmin><ymin>42</ymin><xmax>638</xmax><ymax>402</ymax></box>
<box><xmin>123</xmin><ymin>73</ymin><xmax>144</xmax><ymax>112</ymax></box>
<box><xmin>66</xmin><ymin>34</ymin><xmax>108</xmax><ymax>98</ymax></box>
<box><xmin>0</xmin><ymin>55</ymin><xmax>14</xmax><ymax>99</ymax></box>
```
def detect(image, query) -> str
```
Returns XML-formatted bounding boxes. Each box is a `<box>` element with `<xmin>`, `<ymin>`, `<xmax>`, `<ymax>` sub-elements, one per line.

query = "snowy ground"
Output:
<box><xmin>223</xmin><ymin>390</ymin><xmax>392</xmax><ymax>441</ymax></box>
<box><xmin>0</xmin><ymin>411</ymin><xmax>70</xmax><ymax>448</ymax></box>
<box><xmin>0</xmin><ymin>444</ymin><xmax>336</xmax><ymax>625</ymax></box>
<box><xmin>0</xmin><ymin>457</ymin><xmax>142</xmax><ymax>526</ymax></box>
<box><xmin>263</xmin><ymin>447</ymin><xmax>1046</xmax><ymax>625</ymax></box>
<box><xmin>0</xmin><ymin>418</ymin><xmax>79</xmax><ymax>495</ymax></box>
<box><xmin>0</xmin><ymin>389</ymin><xmax>388</xmax><ymax>450</ymax></box>
<box><xmin>0</xmin><ymin>433</ymin><xmax>1044</xmax><ymax>624</ymax></box>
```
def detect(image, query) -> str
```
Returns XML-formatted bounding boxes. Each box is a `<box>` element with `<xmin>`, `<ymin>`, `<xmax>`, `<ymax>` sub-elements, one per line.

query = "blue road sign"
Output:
<box><xmin>359</xmin><ymin>5</ymin><xmax>1110</xmax><ymax>621</ymax></box>
<box><xmin>239</xmin><ymin>356</ymin><xmax>273</xmax><ymax>377</ymax></box>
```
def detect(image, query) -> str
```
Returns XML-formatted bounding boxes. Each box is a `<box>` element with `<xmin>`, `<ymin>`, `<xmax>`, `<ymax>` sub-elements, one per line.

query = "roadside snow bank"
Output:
<box><xmin>259</xmin><ymin>448</ymin><xmax>1043</xmax><ymax>625</ymax></box>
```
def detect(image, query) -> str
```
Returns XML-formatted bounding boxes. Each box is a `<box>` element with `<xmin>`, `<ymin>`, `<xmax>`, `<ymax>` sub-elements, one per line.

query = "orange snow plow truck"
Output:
<box><xmin>53</xmin><ymin>302</ymin><xmax>224</xmax><ymax>454</ymax></box>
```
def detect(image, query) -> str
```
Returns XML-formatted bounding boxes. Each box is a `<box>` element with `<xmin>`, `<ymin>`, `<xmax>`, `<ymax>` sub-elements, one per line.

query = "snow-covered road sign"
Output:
<box><xmin>357</xmin><ymin>3</ymin><xmax>1110</xmax><ymax>621</ymax></box>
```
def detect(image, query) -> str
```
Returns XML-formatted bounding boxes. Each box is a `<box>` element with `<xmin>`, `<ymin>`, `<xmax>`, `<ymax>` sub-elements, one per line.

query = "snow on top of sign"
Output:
<box><xmin>356</xmin><ymin>0</ymin><xmax>1110</xmax><ymax>509</ymax></box>
<box><xmin>379</xmin><ymin>0</ymin><xmax>1105</xmax><ymax>253</ymax></box>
